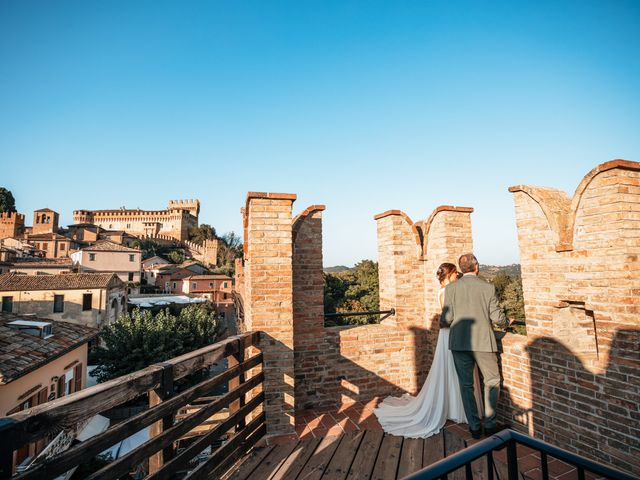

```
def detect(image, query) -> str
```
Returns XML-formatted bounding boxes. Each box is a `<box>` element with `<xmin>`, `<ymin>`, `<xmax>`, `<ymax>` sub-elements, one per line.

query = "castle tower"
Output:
<box><xmin>168</xmin><ymin>199</ymin><xmax>200</xmax><ymax>218</ymax></box>
<box><xmin>0</xmin><ymin>212</ymin><xmax>25</xmax><ymax>239</ymax></box>
<box><xmin>32</xmin><ymin>208</ymin><xmax>59</xmax><ymax>235</ymax></box>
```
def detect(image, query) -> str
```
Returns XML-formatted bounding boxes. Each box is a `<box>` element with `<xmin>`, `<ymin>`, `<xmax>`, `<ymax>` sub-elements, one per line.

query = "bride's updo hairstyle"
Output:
<box><xmin>436</xmin><ymin>263</ymin><xmax>462</xmax><ymax>284</ymax></box>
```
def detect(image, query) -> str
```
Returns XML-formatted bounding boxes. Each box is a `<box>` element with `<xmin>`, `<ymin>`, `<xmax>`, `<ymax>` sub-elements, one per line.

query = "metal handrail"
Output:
<box><xmin>403</xmin><ymin>429</ymin><xmax>635</xmax><ymax>480</ymax></box>
<box><xmin>324</xmin><ymin>308</ymin><xmax>395</xmax><ymax>321</ymax></box>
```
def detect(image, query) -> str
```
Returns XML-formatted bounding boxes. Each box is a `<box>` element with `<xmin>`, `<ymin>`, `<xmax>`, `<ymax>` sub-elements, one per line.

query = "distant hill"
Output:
<box><xmin>480</xmin><ymin>264</ymin><xmax>521</xmax><ymax>280</ymax></box>
<box><xmin>324</xmin><ymin>265</ymin><xmax>352</xmax><ymax>273</ymax></box>
<box><xmin>324</xmin><ymin>263</ymin><xmax>521</xmax><ymax>278</ymax></box>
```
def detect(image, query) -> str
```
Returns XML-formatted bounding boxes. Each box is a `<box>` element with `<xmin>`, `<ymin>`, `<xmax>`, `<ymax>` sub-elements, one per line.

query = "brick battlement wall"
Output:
<box><xmin>237</xmin><ymin>194</ymin><xmax>474</xmax><ymax>433</ymax></box>
<box><xmin>235</xmin><ymin>160</ymin><xmax>638</xmax><ymax>475</ymax></box>
<box><xmin>0</xmin><ymin>212</ymin><xmax>25</xmax><ymax>239</ymax></box>
<box><xmin>498</xmin><ymin>160</ymin><xmax>640</xmax><ymax>475</ymax></box>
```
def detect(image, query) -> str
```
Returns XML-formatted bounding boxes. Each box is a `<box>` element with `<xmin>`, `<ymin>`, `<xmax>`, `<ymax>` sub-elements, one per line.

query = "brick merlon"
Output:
<box><xmin>246</xmin><ymin>192</ymin><xmax>298</xmax><ymax>201</ymax></box>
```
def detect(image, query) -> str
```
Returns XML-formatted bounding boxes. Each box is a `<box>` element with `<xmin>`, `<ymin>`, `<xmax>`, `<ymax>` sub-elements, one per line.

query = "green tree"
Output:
<box><xmin>324</xmin><ymin>260</ymin><xmax>380</xmax><ymax>326</ymax></box>
<box><xmin>0</xmin><ymin>187</ymin><xmax>16</xmax><ymax>213</ymax></box>
<box><xmin>130</xmin><ymin>239</ymin><xmax>164</xmax><ymax>260</ymax></box>
<box><xmin>189</xmin><ymin>224</ymin><xmax>217</xmax><ymax>245</ymax></box>
<box><xmin>490</xmin><ymin>271</ymin><xmax>512</xmax><ymax>302</ymax></box>
<box><xmin>501</xmin><ymin>277</ymin><xmax>525</xmax><ymax>321</ymax></box>
<box><xmin>167</xmin><ymin>249</ymin><xmax>186</xmax><ymax>264</ymax></box>
<box><xmin>215</xmin><ymin>232</ymin><xmax>243</xmax><ymax>275</ymax></box>
<box><xmin>92</xmin><ymin>305</ymin><xmax>221</xmax><ymax>382</ymax></box>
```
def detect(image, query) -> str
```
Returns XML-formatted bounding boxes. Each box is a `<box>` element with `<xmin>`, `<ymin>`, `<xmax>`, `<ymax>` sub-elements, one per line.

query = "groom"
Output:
<box><xmin>440</xmin><ymin>253</ymin><xmax>509</xmax><ymax>438</ymax></box>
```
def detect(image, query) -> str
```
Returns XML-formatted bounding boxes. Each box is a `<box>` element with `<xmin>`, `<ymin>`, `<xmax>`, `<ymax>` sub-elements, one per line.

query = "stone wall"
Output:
<box><xmin>499</xmin><ymin>160</ymin><xmax>640</xmax><ymax>475</ymax></box>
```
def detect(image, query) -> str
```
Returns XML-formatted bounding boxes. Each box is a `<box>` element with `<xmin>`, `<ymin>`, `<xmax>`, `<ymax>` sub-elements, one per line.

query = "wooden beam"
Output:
<box><xmin>13</xmin><ymin>353</ymin><xmax>263</xmax><ymax>480</ymax></box>
<box><xmin>84</xmin><ymin>373</ymin><xmax>264</xmax><ymax>480</ymax></box>
<box><xmin>149</xmin><ymin>393</ymin><xmax>265</xmax><ymax>480</ymax></box>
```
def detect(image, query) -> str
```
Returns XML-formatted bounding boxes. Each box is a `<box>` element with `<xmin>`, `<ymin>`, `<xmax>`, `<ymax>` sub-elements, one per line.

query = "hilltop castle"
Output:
<box><xmin>73</xmin><ymin>199</ymin><xmax>200</xmax><ymax>242</ymax></box>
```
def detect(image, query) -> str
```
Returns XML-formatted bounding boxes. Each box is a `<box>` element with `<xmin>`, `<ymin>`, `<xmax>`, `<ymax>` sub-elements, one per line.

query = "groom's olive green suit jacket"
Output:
<box><xmin>440</xmin><ymin>274</ymin><xmax>508</xmax><ymax>352</ymax></box>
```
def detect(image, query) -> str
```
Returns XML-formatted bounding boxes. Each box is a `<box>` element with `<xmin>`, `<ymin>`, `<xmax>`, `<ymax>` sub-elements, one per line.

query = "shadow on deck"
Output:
<box><xmin>221</xmin><ymin>423</ymin><xmax>583</xmax><ymax>480</ymax></box>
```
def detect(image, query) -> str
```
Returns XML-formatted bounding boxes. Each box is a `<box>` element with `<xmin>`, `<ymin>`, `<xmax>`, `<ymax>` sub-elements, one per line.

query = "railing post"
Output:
<box><xmin>148</xmin><ymin>362</ymin><xmax>175</xmax><ymax>474</ymax></box>
<box><xmin>0</xmin><ymin>426</ymin><xmax>14</xmax><ymax>480</ymax></box>
<box><xmin>228</xmin><ymin>338</ymin><xmax>246</xmax><ymax>432</ymax></box>
<box><xmin>506</xmin><ymin>440</ymin><xmax>519</xmax><ymax>480</ymax></box>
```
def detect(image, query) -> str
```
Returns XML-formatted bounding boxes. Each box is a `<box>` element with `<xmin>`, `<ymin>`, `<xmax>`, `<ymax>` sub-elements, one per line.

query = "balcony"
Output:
<box><xmin>0</xmin><ymin>332</ymin><xmax>634</xmax><ymax>480</ymax></box>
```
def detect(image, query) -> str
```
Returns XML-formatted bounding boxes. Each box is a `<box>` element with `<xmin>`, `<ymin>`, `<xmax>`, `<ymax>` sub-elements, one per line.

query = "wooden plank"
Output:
<box><xmin>293</xmin><ymin>433</ymin><xmax>342</xmax><ymax>480</ymax></box>
<box><xmin>397</xmin><ymin>437</ymin><xmax>423</xmax><ymax>479</ymax></box>
<box><xmin>322</xmin><ymin>431</ymin><xmax>366</xmax><ymax>480</ymax></box>
<box><xmin>3</xmin><ymin>364</ymin><xmax>163</xmax><ymax>446</ymax></box>
<box><xmin>224</xmin><ymin>444</ymin><xmax>276</xmax><ymax>480</ymax></box>
<box><xmin>371</xmin><ymin>434</ymin><xmax>403</xmax><ymax>480</ymax></box>
<box><xmin>270</xmin><ymin>437</ymin><xmax>322</xmax><ymax>480</ymax></box>
<box><xmin>4</xmin><ymin>332</ymin><xmax>258</xmax><ymax>449</ymax></box>
<box><xmin>148</xmin><ymin>393</ymin><xmax>265</xmax><ymax>480</ymax></box>
<box><xmin>184</xmin><ymin>412</ymin><xmax>266</xmax><ymax>480</ymax></box>
<box><xmin>209</xmin><ymin>423</ymin><xmax>267</xmax><ymax>480</ymax></box>
<box><xmin>346</xmin><ymin>429</ymin><xmax>385</xmax><ymax>480</ymax></box>
<box><xmin>247</xmin><ymin>441</ymin><xmax>300</xmax><ymax>480</ymax></box>
<box><xmin>85</xmin><ymin>373</ymin><xmax>264</xmax><ymax>480</ymax></box>
<box><xmin>166</xmin><ymin>334</ymin><xmax>241</xmax><ymax>380</ymax></box>
<box><xmin>14</xmin><ymin>354</ymin><xmax>263</xmax><ymax>480</ymax></box>
<box><xmin>422</xmin><ymin>431</ymin><xmax>444</xmax><ymax>468</ymax></box>
<box><xmin>444</xmin><ymin>429</ymin><xmax>467</xmax><ymax>480</ymax></box>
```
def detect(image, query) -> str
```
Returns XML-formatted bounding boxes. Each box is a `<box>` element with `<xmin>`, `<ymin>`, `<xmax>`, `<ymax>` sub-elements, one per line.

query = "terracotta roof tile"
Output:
<box><xmin>0</xmin><ymin>313</ymin><xmax>98</xmax><ymax>384</ymax></box>
<box><xmin>81</xmin><ymin>241</ymin><xmax>140</xmax><ymax>253</ymax></box>
<box><xmin>0</xmin><ymin>273</ymin><xmax>121</xmax><ymax>291</ymax></box>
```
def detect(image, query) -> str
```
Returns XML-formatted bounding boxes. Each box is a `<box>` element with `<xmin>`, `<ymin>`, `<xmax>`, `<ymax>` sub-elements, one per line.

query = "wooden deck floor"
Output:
<box><xmin>222</xmin><ymin>428</ymin><xmax>489</xmax><ymax>480</ymax></box>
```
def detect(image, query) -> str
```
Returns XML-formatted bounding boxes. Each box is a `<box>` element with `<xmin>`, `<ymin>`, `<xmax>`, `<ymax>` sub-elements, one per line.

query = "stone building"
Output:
<box><xmin>0</xmin><ymin>273</ymin><xmax>127</xmax><ymax>328</ymax></box>
<box><xmin>71</xmin><ymin>240</ymin><xmax>142</xmax><ymax>286</ymax></box>
<box><xmin>31</xmin><ymin>209</ymin><xmax>58</xmax><ymax>235</ymax></box>
<box><xmin>72</xmin><ymin>199</ymin><xmax>200</xmax><ymax>242</ymax></box>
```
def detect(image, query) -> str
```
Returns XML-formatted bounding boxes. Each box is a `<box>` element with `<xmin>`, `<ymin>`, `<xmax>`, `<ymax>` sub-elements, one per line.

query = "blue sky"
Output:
<box><xmin>1</xmin><ymin>1</ymin><xmax>639</xmax><ymax>266</ymax></box>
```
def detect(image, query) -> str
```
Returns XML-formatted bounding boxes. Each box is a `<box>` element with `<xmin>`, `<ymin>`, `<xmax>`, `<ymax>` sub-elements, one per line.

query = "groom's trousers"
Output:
<box><xmin>451</xmin><ymin>351</ymin><xmax>501</xmax><ymax>432</ymax></box>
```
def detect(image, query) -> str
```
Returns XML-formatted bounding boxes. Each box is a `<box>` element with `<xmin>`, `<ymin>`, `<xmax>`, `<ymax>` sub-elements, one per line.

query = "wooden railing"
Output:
<box><xmin>0</xmin><ymin>332</ymin><xmax>265</xmax><ymax>480</ymax></box>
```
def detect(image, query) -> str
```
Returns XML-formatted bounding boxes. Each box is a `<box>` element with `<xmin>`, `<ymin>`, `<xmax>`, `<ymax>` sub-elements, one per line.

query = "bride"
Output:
<box><xmin>373</xmin><ymin>263</ymin><xmax>483</xmax><ymax>438</ymax></box>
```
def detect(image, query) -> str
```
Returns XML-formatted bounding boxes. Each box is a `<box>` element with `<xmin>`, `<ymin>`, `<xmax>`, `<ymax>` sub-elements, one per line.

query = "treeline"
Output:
<box><xmin>323</xmin><ymin>260</ymin><xmax>379</xmax><ymax>326</ymax></box>
<box><xmin>324</xmin><ymin>261</ymin><xmax>526</xmax><ymax>331</ymax></box>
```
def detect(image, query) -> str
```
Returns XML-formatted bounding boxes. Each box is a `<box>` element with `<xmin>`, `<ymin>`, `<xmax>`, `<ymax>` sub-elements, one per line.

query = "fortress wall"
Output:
<box><xmin>500</xmin><ymin>160</ymin><xmax>640</xmax><ymax>475</ymax></box>
<box><xmin>72</xmin><ymin>200</ymin><xmax>200</xmax><ymax>242</ymax></box>
<box><xmin>0</xmin><ymin>212</ymin><xmax>25</xmax><ymax>239</ymax></box>
<box><xmin>288</xmin><ymin>204</ymin><xmax>474</xmax><ymax>409</ymax></box>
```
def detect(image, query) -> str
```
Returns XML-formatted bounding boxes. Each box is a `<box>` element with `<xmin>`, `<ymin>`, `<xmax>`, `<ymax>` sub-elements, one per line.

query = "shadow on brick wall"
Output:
<box><xmin>496</xmin><ymin>329</ymin><xmax>640</xmax><ymax>476</ymax></box>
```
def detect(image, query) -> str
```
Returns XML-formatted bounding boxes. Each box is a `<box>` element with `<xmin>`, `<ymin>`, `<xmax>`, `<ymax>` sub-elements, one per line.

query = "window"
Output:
<box><xmin>82</xmin><ymin>293</ymin><xmax>92</xmax><ymax>311</ymax></box>
<box><xmin>89</xmin><ymin>253</ymin><xmax>96</xmax><ymax>261</ymax></box>
<box><xmin>129</xmin><ymin>254</ymin><xmax>135</xmax><ymax>262</ymax></box>
<box><xmin>223</xmin><ymin>282</ymin><xmax>228</xmax><ymax>288</ymax></box>
<box><xmin>126</xmin><ymin>223</ymin><xmax>131</xmax><ymax>229</ymax></box>
<box><xmin>42</xmin><ymin>242</ymin><xmax>48</xmax><ymax>250</ymax></box>
<box><xmin>128</xmin><ymin>272</ymin><xmax>134</xmax><ymax>281</ymax></box>
<box><xmin>36</xmin><ymin>242</ymin><xmax>40</xmax><ymax>249</ymax></box>
<box><xmin>74</xmin><ymin>364</ymin><xmax>83</xmax><ymax>392</ymax></box>
<box><xmin>209</xmin><ymin>282</ymin><xmax>213</xmax><ymax>288</ymax></box>
<box><xmin>60</xmin><ymin>243</ymin><xmax>66</xmax><ymax>251</ymax></box>
<box><xmin>53</xmin><ymin>295</ymin><xmax>64</xmax><ymax>313</ymax></box>
<box><xmin>1</xmin><ymin>296</ymin><xmax>13</xmax><ymax>313</ymax></box>
<box><xmin>172</xmin><ymin>282</ymin><xmax>177</xmax><ymax>289</ymax></box>
<box><xmin>192</xmin><ymin>282</ymin><xmax>197</xmax><ymax>289</ymax></box>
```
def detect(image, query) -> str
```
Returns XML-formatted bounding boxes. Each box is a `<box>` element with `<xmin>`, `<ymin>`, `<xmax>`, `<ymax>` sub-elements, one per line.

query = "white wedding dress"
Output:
<box><xmin>373</xmin><ymin>288</ymin><xmax>483</xmax><ymax>438</ymax></box>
